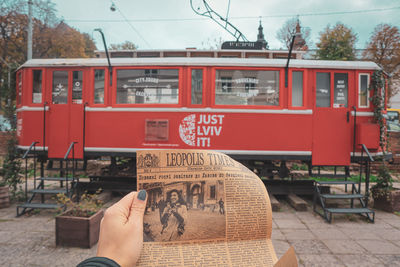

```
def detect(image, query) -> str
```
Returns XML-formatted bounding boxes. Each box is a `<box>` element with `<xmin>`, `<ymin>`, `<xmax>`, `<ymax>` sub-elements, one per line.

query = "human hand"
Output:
<box><xmin>97</xmin><ymin>190</ymin><xmax>147</xmax><ymax>267</ymax></box>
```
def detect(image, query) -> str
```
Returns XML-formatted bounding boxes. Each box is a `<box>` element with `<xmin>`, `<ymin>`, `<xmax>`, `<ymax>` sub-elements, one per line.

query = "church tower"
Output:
<box><xmin>293</xmin><ymin>19</ymin><xmax>307</xmax><ymax>50</ymax></box>
<box><xmin>257</xmin><ymin>20</ymin><xmax>269</xmax><ymax>49</ymax></box>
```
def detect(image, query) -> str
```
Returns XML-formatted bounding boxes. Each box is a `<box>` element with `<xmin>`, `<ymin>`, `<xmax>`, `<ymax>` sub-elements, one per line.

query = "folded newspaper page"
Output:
<box><xmin>136</xmin><ymin>150</ymin><xmax>297</xmax><ymax>266</ymax></box>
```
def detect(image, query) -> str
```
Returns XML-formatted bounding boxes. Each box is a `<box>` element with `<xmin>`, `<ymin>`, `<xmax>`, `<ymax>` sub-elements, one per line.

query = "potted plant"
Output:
<box><xmin>55</xmin><ymin>192</ymin><xmax>104</xmax><ymax>248</ymax></box>
<box><xmin>371</xmin><ymin>164</ymin><xmax>400</xmax><ymax>212</ymax></box>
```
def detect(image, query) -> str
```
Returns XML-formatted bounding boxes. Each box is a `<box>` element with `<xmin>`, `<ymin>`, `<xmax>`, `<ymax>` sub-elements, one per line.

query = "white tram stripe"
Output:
<box><xmin>15</xmin><ymin>106</ymin><xmax>375</xmax><ymax>116</ymax></box>
<box><xmin>84</xmin><ymin>147</ymin><xmax>312</xmax><ymax>155</ymax></box>
<box><xmin>17</xmin><ymin>145</ymin><xmax>385</xmax><ymax>157</ymax></box>
<box><xmin>350</xmin><ymin>111</ymin><xmax>374</xmax><ymax>117</ymax></box>
<box><xmin>16</xmin><ymin>106</ymin><xmax>49</xmax><ymax>112</ymax></box>
<box><xmin>86</xmin><ymin>107</ymin><xmax>313</xmax><ymax>114</ymax></box>
<box><xmin>17</xmin><ymin>145</ymin><xmax>47</xmax><ymax>150</ymax></box>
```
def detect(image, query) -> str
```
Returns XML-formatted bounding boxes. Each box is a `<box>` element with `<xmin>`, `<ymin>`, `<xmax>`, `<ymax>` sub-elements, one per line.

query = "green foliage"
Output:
<box><xmin>315</xmin><ymin>23</ymin><xmax>357</xmax><ymax>60</ymax></box>
<box><xmin>291</xmin><ymin>163</ymin><xmax>308</xmax><ymax>171</ymax></box>
<box><xmin>369</xmin><ymin>70</ymin><xmax>393</xmax><ymax>193</ymax></box>
<box><xmin>56</xmin><ymin>190</ymin><xmax>103</xmax><ymax>217</ymax></box>
<box><xmin>1</xmin><ymin>134</ymin><xmax>22</xmax><ymax>198</ymax></box>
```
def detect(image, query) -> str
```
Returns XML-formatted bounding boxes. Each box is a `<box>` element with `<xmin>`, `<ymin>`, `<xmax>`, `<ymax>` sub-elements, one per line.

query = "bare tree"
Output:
<box><xmin>363</xmin><ymin>24</ymin><xmax>400</xmax><ymax>98</ymax></box>
<box><xmin>276</xmin><ymin>17</ymin><xmax>310</xmax><ymax>50</ymax></box>
<box><xmin>109</xmin><ymin>41</ymin><xmax>138</xmax><ymax>50</ymax></box>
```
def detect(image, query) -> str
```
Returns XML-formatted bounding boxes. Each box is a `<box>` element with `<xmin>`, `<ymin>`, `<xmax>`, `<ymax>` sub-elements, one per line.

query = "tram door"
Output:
<box><xmin>312</xmin><ymin>72</ymin><xmax>351</xmax><ymax>166</ymax></box>
<box><xmin>47</xmin><ymin>70</ymin><xmax>85</xmax><ymax>159</ymax></box>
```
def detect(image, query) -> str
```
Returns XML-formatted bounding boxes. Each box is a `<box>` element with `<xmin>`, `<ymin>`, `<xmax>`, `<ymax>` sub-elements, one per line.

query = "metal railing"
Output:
<box><xmin>64</xmin><ymin>142</ymin><xmax>77</xmax><ymax>196</ymax></box>
<box><xmin>360</xmin><ymin>144</ymin><xmax>374</xmax><ymax>204</ymax></box>
<box><xmin>22</xmin><ymin>141</ymin><xmax>38</xmax><ymax>201</ymax></box>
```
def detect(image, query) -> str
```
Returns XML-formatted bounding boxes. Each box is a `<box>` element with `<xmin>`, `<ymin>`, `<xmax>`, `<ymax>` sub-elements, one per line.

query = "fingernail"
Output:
<box><xmin>138</xmin><ymin>190</ymin><xmax>147</xmax><ymax>201</ymax></box>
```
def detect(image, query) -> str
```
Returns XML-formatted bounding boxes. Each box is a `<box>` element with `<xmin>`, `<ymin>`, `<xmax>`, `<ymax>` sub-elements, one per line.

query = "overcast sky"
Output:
<box><xmin>52</xmin><ymin>0</ymin><xmax>400</xmax><ymax>51</ymax></box>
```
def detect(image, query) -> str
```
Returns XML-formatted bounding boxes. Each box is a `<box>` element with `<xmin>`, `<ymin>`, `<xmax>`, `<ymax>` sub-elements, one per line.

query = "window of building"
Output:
<box><xmin>359</xmin><ymin>74</ymin><xmax>369</xmax><ymax>107</ymax></box>
<box><xmin>32</xmin><ymin>70</ymin><xmax>42</xmax><ymax>103</ymax></box>
<box><xmin>333</xmin><ymin>73</ymin><xmax>348</xmax><ymax>108</ymax></box>
<box><xmin>94</xmin><ymin>69</ymin><xmax>105</xmax><ymax>104</ymax></box>
<box><xmin>292</xmin><ymin>71</ymin><xmax>303</xmax><ymax>107</ymax></box>
<box><xmin>215</xmin><ymin>70</ymin><xmax>279</xmax><ymax>106</ymax></box>
<box><xmin>72</xmin><ymin>71</ymin><xmax>83</xmax><ymax>104</ymax></box>
<box><xmin>191</xmin><ymin>69</ymin><xmax>203</xmax><ymax>105</ymax></box>
<box><xmin>316</xmin><ymin>72</ymin><xmax>330</xmax><ymax>107</ymax></box>
<box><xmin>210</xmin><ymin>185</ymin><xmax>216</xmax><ymax>199</ymax></box>
<box><xmin>116</xmin><ymin>69</ymin><xmax>179</xmax><ymax>104</ymax></box>
<box><xmin>52</xmin><ymin>71</ymin><xmax>68</xmax><ymax>104</ymax></box>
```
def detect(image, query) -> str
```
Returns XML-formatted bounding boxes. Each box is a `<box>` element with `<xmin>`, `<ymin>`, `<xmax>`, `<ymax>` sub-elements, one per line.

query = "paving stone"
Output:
<box><xmin>271</xmin><ymin>229</ymin><xmax>285</xmax><ymax>240</ymax></box>
<box><xmin>271</xmin><ymin>239</ymin><xmax>291</xmax><ymax>257</ymax></box>
<box><xmin>339</xmin><ymin>228</ymin><xmax>382</xmax><ymax>240</ymax></box>
<box><xmin>273</xmin><ymin>218</ymin><xmax>308</xmax><ymax>229</ymax></box>
<box><xmin>337</xmin><ymin>254</ymin><xmax>385</xmax><ymax>267</ymax></box>
<box><xmin>272</xmin><ymin>211</ymin><xmax>299</xmax><ymax>220</ymax></box>
<box><xmin>357</xmin><ymin>239</ymin><xmax>400</xmax><ymax>254</ymax></box>
<box><xmin>282</xmin><ymin>229</ymin><xmax>316</xmax><ymax>240</ymax></box>
<box><xmin>288</xmin><ymin>239</ymin><xmax>330</xmax><ymax>254</ymax></box>
<box><xmin>297</xmin><ymin>254</ymin><xmax>345</xmax><ymax>267</ymax></box>
<box><xmin>369</xmin><ymin>228</ymin><xmax>400</xmax><ymax>241</ymax></box>
<box><xmin>384</xmin><ymin>219</ymin><xmax>400</xmax><ymax>229</ymax></box>
<box><xmin>375</xmin><ymin>255</ymin><xmax>400</xmax><ymax>266</ymax></box>
<box><xmin>311</xmin><ymin>228</ymin><xmax>349</xmax><ymax>240</ymax></box>
<box><xmin>301</xmin><ymin>221</ymin><xmax>339</xmax><ymax>229</ymax></box>
<box><xmin>322</xmin><ymin>239</ymin><xmax>367</xmax><ymax>254</ymax></box>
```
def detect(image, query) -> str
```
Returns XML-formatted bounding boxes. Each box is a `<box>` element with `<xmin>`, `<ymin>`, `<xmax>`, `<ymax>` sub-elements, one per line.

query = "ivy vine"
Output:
<box><xmin>369</xmin><ymin>70</ymin><xmax>393</xmax><ymax>193</ymax></box>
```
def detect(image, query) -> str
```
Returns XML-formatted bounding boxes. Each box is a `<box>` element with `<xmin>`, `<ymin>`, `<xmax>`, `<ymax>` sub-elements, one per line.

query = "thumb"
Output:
<box><xmin>128</xmin><ymin>190</ymin><xmax>147</xmax><ymax>224</ymax></box>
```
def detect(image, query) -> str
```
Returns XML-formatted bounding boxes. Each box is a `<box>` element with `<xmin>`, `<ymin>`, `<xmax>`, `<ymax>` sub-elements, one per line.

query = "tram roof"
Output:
<box><xmin>20</xmin><ymin>57</ymin><xmax>381</xmax><ymax>70</ymax></box>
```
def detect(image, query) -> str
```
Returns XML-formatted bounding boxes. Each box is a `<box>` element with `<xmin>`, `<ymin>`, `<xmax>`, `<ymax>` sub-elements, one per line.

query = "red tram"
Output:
<box><xmin>16</xmin><ymin>56</ymin><xmax>384</xmax><ymax>168</ymax></box>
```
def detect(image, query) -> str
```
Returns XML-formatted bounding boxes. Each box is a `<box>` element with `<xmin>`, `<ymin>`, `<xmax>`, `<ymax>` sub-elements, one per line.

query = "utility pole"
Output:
<box><xmin>27</xmin><ymin>0</ymin><xmax>33</xmax><ymax>60</ymax></box>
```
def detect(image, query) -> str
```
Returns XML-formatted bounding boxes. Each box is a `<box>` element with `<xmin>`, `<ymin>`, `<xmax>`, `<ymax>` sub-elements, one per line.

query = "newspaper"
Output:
<box><xmin>136</xmin><ymin>150</ymin><xmax>297</xmax><ymax>267</ymax></box>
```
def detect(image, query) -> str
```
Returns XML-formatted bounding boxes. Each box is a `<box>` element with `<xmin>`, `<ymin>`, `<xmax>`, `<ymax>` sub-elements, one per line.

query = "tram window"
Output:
<box><xmin>292</xmin><ymin>71</ymin><xmax>303</xmax><ymax>107</ymax></box>
<box><xmin>116</xmin><ymin>69</ymin><xmax>179</xmax><ymax>104</ymax></box>
<box><xmin>359</xmin><ymin>74</ymin><xmax>369</xmax><ymax>107</ymax></box>
<box><xmin>52</xmin><ymin>71</ymin><xmax>68</xmax><ymax>104</ymax></box>
<box><xmin>333</xmin><ymin>73</ymin><xmax>348</xmax><ymax>108</ymax></box>
<box><xmin>215</xmin><ymin>70</ymin><xmax>279</xmax><ymax>106</ymax></box>
<box><xmin>32</xmin><ymin>70</ymin><xmax>42</xmax><ymax>103</ymax></box>
<box><xmin>191</xmin><ymin>69</ymin><xmax>203</xmax><ymax>105</ymax></box>
<box><xmin>94</xmin><ymin>69</ymin><xmax>105</xmax><ymax>104</ymax></box>
<box><xmin>316</xmin><ymin>72</ymin><xmax>330</xmax><ymax>107</ymax></box>
<box><xmin>72</xmin><ymin>71</ymin><xmax>83</xmax><ymax>104</ymax></box>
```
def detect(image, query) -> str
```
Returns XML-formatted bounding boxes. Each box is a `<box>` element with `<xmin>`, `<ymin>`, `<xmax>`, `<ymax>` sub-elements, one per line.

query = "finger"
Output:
<box><xmin>110</xmin><ymin>191</ymin><xmax>137</xmax><ymax>219</ymax></box>
<box><xmin>128</xmin><ymin>190</ymin><xmax>147</xmax><ymax>225</ymax></box>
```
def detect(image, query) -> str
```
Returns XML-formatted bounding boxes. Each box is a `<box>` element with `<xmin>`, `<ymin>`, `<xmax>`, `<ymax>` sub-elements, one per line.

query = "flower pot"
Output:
<box><xmin>372</xmin><ymin>188</ymin><xmax>400</xmax><ymax>213</ymax></box>
<box><xmin>56</xmin><ymin>209</ymin><xmax>103</xmax><ymax>248</ymax></box>
<box><xmin>0</xmin><ymin>186</ymin><xmax>10</xmax><ymax>209</ymax></box>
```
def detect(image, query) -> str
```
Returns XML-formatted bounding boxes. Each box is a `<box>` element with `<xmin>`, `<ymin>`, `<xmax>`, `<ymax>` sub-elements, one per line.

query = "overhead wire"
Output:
<box><xmin>109</xmin><ymin>0</ymin><xmax>152</xmax><ymax>48</ymax></box>
<box><xmin>65</xmin><ymin>6</ymin><xmax>400</xmax><ymax>23</ymax></box>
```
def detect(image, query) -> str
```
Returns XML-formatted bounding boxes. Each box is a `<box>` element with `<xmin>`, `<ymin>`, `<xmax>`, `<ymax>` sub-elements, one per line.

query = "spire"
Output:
<box><xmin>257</xmin><ymin>19</ymin><xmax>269</xmax><ymax>49</ymax></box>
<box><xmin>293</xmin><ymin>19</ymin><xmax>307</xmax><ymax>51</ymax></box>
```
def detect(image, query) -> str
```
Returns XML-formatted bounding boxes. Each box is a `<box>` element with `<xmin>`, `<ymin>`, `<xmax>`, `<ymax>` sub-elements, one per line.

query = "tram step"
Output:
<box><xmin>325</xmin><ymin>208</ymin><xmax>374</xmax><ymax>214</ymax></box>
<box><xmin>17</xmin><ymin>203</ymin><xmax>63</xmax><ymax>209</ymax></box>
<box><xmin>316</xmin><ymin>181</ymin><xmax>357</xmax><ymax>185</ymax></box>
<box><xmin>30</xmin><ymin>189</ymin><xmax>67</xmax><ymax>194</ymax></box>
<box><xmin>36</xmin><ymin>177</ymin><xmax>74</xmax><ymax>182</ymax></box>
<box><xmin>320</xmin><ymin>194</ymin><xmax>364</xmax><ymax>199</ymax></box>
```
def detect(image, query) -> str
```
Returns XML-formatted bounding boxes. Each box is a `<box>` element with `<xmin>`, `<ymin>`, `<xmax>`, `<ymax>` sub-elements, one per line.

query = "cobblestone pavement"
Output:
<box><xmin>1</xmin><ymin>194</ymin><xmax>400</xmax><ymax>266</ymax></box>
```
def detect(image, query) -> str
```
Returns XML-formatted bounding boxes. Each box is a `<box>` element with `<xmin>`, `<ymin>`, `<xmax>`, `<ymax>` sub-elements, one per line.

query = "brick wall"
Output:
<box><xmin>385</xmin><ymin>132</ymin><xmax>400</xmax><ymax>172</ymax></box>
<box><xmin>0</xmin><ymin>132</ymin><xmax>12</xmax><ymax>156</ymax></box>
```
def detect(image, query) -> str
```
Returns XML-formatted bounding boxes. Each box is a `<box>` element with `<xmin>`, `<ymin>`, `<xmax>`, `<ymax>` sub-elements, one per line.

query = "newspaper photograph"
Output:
<box><xmin>136</xmin><ymin>150</ymin><xmax>297</xmax><ymax>267</ymax></box>
<box><xmin>141</xmin><ymin>180</ymin><xmax>225</xmax><ymax>242</ymax></box>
